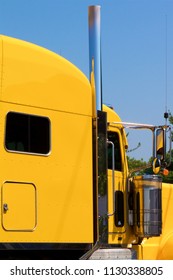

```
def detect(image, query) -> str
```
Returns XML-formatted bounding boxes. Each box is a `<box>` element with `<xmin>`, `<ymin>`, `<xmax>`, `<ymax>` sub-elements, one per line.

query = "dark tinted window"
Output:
<box><xmin>114</xmin><ymin>191</ymin><xmax>124</xmax><ymax>227</ymax></box>
<box><xmin>108</xmin><ymin>131</ymin><xmax>122</xmax><ymax>171</ymax></box>
<box><xmin>5</xmin><ymin>112</ymin><xmax>50</xmax><ymax>155</ymax></box>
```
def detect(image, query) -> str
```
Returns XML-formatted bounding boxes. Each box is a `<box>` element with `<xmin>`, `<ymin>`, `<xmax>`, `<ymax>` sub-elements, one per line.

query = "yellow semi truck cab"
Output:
<box><xmin>0</xmin><ymin>35</ymin><xmax>94</xmax><ymax>258</ymax></box>
<box><xmin>0</xmin><ymin>6</ymin><xmax>172</xmax><ymax>260</ymax></box>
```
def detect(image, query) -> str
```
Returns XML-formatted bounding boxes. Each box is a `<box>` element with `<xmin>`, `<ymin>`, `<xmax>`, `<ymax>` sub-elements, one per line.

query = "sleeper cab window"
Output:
<box><xmin>5</xmin><ymin>112</ymin><xmax>50</xmax><ymax>155</ymax></box>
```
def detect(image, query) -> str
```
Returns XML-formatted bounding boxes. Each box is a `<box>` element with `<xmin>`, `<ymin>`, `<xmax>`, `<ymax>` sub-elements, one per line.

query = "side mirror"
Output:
<box><xmin>156</xmin><ymin>128</ymin><xmax>165</xmax><ymax>161</ymax></box>
<box><xmin>152</xmin><ymin>158</ymin><xmax>161</xmax><ymax>174</ymax></box>
<box><xmin>155</xmin><ymin>126</ymin><xmax>172</xmax><ymax>167</ymax></box>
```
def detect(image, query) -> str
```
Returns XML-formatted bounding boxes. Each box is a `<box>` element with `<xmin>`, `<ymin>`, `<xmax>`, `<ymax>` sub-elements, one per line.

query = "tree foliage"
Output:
<box><xmin>165</xmin><ymin>113</ymin><xmax>173</xmax><ymax>182</ymax></box>
<box><xmin>127</xmin><ymin>156</ymin><xmax>147</xmax><ymax>171</ymax></box>
<box><xmin>169</xmin><ymin>112</ymin><xmax>173</xmax><ymax>141</ymax></box>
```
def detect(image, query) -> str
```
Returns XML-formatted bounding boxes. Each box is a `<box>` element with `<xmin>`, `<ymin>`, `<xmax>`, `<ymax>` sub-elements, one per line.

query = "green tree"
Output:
<box><xmin>169</xmin><ymin>112</ymin><xmax>173</xmax><ymax>141</ymax></box>
<box><xmin>126</xmin><ymin>139</ymin><xmax>149</xmax><ymax>175</ymax></box>
<box><xmin>127</xmin><ymin>156</ymin><xmax>147</xmax><ymax>172</ymax></box>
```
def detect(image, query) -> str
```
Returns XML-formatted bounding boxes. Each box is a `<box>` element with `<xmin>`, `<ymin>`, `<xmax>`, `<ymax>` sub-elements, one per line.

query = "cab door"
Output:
<box><xmin>107</xmin><ymin>129</ymin><xmax>127</xmax><ymax>243</ymax></box>
<box><xmin>97</xmin><ymin>111</ymin><xmax>133</xmax><ymax>245</ymax></box>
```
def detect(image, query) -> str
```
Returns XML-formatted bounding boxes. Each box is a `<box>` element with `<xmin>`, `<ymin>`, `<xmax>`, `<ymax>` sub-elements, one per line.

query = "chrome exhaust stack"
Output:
<box><xmin>88</xmin><ymin>6</ymin><xmax>108</xmax><ymax>246</ymax></box>
<box><xmin>88</xmin><ymin>5</ymin><xmax>102</xmax><ymax>111</ymax></box>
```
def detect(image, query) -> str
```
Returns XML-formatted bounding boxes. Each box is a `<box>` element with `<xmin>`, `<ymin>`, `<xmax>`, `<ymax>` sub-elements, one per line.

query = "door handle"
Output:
<box><xmin>3</xmin><ymin>203</ymin><xmax>9</xmax><ymax>212</ymax></box>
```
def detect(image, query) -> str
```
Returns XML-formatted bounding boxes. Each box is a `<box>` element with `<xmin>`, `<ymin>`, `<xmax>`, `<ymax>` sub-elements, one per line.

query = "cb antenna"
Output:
<box><xmin>164</xmin><ymin>14</ymin><xmax>169</xmax><ymax>124</ymax></box>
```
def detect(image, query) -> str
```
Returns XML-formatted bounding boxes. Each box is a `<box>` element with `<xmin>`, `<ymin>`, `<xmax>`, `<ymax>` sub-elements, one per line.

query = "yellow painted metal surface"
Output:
<box><xmin>103</xmin><ymin>104</ymin><xmax>122</xmax><ymax>123</ymax></box>
<box><xmin>0</xmin><ymin>36</ymin><xmax>2</xmax><ymax>96</ymax></box>
<box><xmin>2</xmin><ymin>182</ymin><xmax>36</xmax><ymax>231</ymax></box>
<box><xmin>0</xmin><ymin>35</ymin><xmax>93</xmax><ymax>244</ymax></box>
<box><xmin>0</xmin><ymin>35</ymin><xmax>92</xmax><ymax>116</ymax></box>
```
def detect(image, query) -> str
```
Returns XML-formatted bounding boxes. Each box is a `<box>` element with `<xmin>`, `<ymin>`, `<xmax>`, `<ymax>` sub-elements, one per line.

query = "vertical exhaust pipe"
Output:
<box><xmin>88</xmin><ymin>6</ymin><xmax>108</xmax><ymax>247</ymax></box>
<box><xmin>88</xmin><ymin>5</ymin><xmax>102</xmax><ymax>111</ymax></box>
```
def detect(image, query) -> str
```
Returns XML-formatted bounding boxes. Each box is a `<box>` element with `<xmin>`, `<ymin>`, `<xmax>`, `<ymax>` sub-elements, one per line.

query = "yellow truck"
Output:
<box><xmin>0</xmin><ymin>6</ymin><xmax>172</xmax><ymax>259</ymax></box>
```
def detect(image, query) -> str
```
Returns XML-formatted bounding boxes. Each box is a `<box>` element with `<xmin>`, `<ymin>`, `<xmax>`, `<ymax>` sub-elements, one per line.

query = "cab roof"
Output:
<box><xmin>0</xmin><ymin>35</ymin><xmax>92</xmax><ymax>116</ymax></box>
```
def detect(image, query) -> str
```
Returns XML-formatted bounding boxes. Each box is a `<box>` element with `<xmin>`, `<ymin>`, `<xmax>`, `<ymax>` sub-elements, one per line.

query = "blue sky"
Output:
<box><xmin>1</xmin><ymin>0</ymin><xmax>173</xmax><ymax>160</ymax></box>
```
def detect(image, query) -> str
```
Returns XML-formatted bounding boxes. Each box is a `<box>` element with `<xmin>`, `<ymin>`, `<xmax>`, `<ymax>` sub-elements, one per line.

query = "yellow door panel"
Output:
<box><xmin>2</xmin><ymin>182</ymin><xmax>36</xmax><ymax>231</ymax></box>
